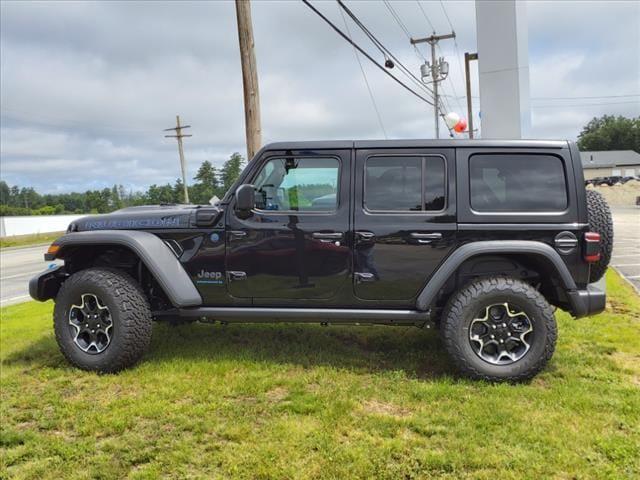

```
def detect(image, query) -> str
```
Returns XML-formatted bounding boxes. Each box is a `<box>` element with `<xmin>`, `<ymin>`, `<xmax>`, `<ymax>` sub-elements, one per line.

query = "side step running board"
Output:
<box><xmin>154</xmin><ymin>307</ymin><xmax>431</xmax><ymax>326</ymax></box>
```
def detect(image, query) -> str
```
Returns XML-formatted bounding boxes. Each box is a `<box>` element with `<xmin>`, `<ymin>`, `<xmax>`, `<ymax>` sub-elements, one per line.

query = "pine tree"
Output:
<box><xmin>220</xmin><ymin>152</ymin><xmax>246</xmax><ymax>194</ymax></box>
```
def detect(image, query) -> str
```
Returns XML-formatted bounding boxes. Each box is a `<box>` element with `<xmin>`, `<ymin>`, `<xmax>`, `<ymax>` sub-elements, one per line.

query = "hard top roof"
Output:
<box><xmin>261</xmin><ymin>139</ymin><xmax>570</xmax><ymax>151</ymax></box>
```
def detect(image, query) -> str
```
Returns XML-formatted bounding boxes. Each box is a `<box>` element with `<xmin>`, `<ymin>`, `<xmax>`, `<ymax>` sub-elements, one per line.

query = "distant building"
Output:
<box><xmin>580</xmin><ymin>150</ymin><xmax>640</xmax><ymax>179</ymax></box>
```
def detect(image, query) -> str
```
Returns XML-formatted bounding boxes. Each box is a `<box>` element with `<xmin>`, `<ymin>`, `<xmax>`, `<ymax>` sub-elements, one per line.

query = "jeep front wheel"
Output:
<box><xmin>441</xmin><ymin>276</ymin><xmax>557</xmax><ymax>382</ymax></box>
<box><xmin>54</xmin><ymin>268</ymin><xmax>152</xmax><ymax>373</ymax></box>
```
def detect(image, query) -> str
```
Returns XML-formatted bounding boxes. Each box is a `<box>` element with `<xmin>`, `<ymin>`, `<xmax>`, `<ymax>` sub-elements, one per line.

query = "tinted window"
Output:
<box><xmin>365</xmin><ymin>157</ymin><xmax>421</xmax><ymax>211</ymax></box>
<box><xmin>470</xmin><ymin>154</ymin><xmax>567</xmax><ymax>212</ymax></box>
<box><xmin>253</xmin><ymin>157</ymin><xmax>339</xmax><ymax>211</ymax></box>
<box><xmin>365</xmin><ymin>156</ymin><xmax>445</xmax><ymax>211</ymax></box>
<box><xmin>424</xmin><ymin>156</ymin><xmax>446</xmax><ymax>210</ymax></box>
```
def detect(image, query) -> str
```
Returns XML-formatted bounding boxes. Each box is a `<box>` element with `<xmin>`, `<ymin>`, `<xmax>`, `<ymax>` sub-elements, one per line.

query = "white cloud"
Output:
<box><xmin>0</xmin><ymin>0</ymin><xmax>638</xmax><ymax>193</ymax></box>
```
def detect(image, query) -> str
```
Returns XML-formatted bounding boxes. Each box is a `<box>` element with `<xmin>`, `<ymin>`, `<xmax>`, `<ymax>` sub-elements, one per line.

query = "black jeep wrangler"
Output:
<box><xmin>30</xmin><ymin>140</ymin><xmax>613</xmax><ymax>381</ymax></box>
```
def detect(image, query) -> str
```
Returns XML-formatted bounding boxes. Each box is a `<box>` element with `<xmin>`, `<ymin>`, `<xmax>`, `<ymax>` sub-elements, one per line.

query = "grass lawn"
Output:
<box><xmin>0</xmin><ymin>232</ymin><xmax>63</xmax><ymax>250</ymax></box>
<box><xmin>1</xmin><ymin>270</ymin><xmax>638</xmax><ymax>479</ymax></box>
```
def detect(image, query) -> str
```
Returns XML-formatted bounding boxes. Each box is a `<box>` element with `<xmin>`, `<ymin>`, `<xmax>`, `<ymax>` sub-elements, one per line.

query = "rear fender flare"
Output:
<box><xmin>416</xmin><ymin>240</ymin><xmax>577</xmax><ymax>311</ymax></box>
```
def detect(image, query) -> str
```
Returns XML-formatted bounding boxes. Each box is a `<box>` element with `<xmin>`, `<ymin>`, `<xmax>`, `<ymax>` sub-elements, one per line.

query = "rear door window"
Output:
<box><xmin>365</xmin><ymin>156</ymin><xmax>446</xmax><ymax>212</ymax></box>
<box><xmin>469</xmin><ymin>154</ymin><xmax>567</xmax><ymax>212</ymax></box>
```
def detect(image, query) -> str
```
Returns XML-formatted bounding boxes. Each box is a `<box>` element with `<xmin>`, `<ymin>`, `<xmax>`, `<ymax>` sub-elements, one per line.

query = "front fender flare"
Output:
<box><xmin>415</xmin><ymin>240</ymin><xmax>578</xmax><ymax>311</ymax></box>
<box><xmin>47</xmin><ymin>230</ymin><xmax>202</xmax><ymax>307</ymax></box>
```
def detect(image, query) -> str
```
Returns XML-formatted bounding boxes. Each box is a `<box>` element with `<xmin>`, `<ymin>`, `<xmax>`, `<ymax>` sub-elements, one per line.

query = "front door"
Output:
<box><xmin>353</xmin><ymin>148</ymin><xmax>457</xmax><ymax>302</ymax></box>
<box><xmin>226</xmin><ymin>149</ymin><xmax>351</xmax><ymax>300</ymax></box>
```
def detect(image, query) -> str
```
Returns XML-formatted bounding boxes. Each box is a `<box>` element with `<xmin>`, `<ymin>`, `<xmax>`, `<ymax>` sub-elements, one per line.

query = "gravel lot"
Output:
<box><xmin>611</xmin><ymin>207</ymin><xmax>640</xmax><ymax>292</ymax></box>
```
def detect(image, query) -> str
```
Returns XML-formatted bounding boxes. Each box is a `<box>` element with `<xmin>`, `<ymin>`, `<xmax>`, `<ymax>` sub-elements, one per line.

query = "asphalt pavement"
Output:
<box><xmin>610</xmin><ymin>207</ymin><xmax>640</xmax><ymax>293</ymax></box>
<box><xmin>0</xmin><ymin>244</ymin><xmax>59</xmax><ymax>306</ymax></box>
<box><xmin>0</xmin><ymin>209</ymin><xmax>637</xmax><ymax>307</ymax></box>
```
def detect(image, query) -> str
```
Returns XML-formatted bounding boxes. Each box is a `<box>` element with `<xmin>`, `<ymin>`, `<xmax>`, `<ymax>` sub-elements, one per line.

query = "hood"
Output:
<box><xmin>69</xmin><ymin>204</ymin><xmax>223</xmax><ymax>232</ymax></box>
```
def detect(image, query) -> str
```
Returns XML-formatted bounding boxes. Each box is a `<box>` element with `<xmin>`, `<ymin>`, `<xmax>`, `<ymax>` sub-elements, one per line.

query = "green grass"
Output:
<box><xmin>0</xmin><ymin>232</ymin><xmax>63</xmax><ymax>250</ymax></box>
<box><xmin>1</xmin><ymin>271</ymin><xmax>638</xmax><ymax>479</ymax></box>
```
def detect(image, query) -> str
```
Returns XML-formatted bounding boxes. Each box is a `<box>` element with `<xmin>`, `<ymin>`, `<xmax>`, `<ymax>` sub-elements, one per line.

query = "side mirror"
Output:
<box><xmin>235</xmin><ymin>184</ymin><xmax>255</xmax><ymax>216</ymax></box>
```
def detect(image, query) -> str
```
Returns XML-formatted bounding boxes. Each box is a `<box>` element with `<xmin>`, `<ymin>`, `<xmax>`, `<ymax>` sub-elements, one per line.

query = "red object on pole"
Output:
<box><xmin>454</xmin><ymin>118</ymin><xmax>467</xmax><ymax>133</ymax></box>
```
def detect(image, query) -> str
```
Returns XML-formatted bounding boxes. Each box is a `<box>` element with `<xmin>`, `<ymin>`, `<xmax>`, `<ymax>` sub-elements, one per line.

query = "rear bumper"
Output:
<box><xmin>567</xmin><ymin>276</ymin><xmax>606</xmax><ymax>318</ymax></box>
<box><xmin>29</xmin><ymin>265</ymin><xmax>66</xmax><ymax>302</ymax></box>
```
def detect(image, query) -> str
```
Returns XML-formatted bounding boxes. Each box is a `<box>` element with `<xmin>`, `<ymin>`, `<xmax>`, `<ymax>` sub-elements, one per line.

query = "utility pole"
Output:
<box><xmin>164</xmin><ymin>115</ymin><xmax>192</xmax><ymax>204</ymax></box>
<box><xmin>411</xmin><ymin>32</ymin><xmax>455</xmax><ymax>138</ymax></box>
<box><xmin>465</xmin><ymin>52</ymin><xmax>478</xmax><ymax>139</ymax></box>
<box><xmin>235</xmin><ymin>0</ymin><xmax>261</xmax><ymax>161</ymax></box>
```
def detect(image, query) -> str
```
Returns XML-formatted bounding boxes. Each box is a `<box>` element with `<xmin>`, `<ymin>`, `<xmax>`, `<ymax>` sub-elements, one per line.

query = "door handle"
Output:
<box><xmin>227</xmin><ymin>271</ymin><xmax>247</xmax><ymax>281</ymax></box>
<box><xmin>410</xmin><ymin>232</ymin><xmax>442</xmax><ymax>244</ymax></box>
<box><xmin>355</xmin><ymin>272</ymin><xmax>376</xmax><ymax>283</ymax></box>
<box><xmin>312</xmin><ymin>232</ymin><xmax>343</xmax><ymax>241</ymax></box>
<box><xmin>356</xmin><ymin>231</ymin><xmax>375</xmax><ymax>241</ymax></box>
<box><xmin>229</xmin><ymin>230</ymin><xmax>247</xmax><ymax>238</ymax></box>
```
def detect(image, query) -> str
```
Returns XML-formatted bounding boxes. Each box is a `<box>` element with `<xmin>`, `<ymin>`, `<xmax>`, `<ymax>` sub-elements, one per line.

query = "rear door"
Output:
<box><xmin>353</xmin><ymin>148</ymin><xmax>457</xmax><ymax>302</ymax></box>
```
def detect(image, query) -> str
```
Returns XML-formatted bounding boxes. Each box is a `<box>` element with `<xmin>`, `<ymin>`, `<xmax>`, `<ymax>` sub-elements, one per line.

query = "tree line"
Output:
<box><xmin>0</xmin><ymin>153</ymin><xmax>245</xmax><ymax>216</ymax></box>
<box><xmin>577</xmin><ymin>115</ymin><xmax>639</xmax><ymax>153</ymax></box>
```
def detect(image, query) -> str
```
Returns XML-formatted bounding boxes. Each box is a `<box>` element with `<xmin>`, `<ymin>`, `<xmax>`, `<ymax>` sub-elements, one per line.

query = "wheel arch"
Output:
<box><xmin>45</xmin><ymin>231</ymin><xmax>202</xmax><ymax>307</ymax></box>
<box><xmin>416</xmin><ymin>241</ymin><xmax>578</xmax><ymax>312</ymax></box>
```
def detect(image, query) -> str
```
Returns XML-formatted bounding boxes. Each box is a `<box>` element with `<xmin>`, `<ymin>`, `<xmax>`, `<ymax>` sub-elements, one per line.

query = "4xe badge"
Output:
<box><xmin>195</xmin><ymin>270</ymin><xmax>224</xmax><ymax>285</ymax></box>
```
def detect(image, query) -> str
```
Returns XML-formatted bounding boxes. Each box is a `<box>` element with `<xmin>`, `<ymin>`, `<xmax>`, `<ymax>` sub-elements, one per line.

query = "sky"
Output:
<box><xmin>1</xmin><ymin>0</ymin><xmax>639</xmax><ymax>194</ymax></box>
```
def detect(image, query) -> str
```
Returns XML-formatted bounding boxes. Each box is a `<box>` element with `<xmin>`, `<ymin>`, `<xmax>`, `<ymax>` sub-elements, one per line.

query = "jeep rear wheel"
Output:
<box><xmin>441</xmin><ymin>277</ymin><xmax>557</xmax><ymax>382</ymax></box>
<box><xmin>586</xmin><ymin>189</ymin><xmax>613</xmax><ymax>282</ymax></box>
<box><xmin>54</xmin><ymin>268</ymin><xmax>152</xmax><ymax>373</ymax></box>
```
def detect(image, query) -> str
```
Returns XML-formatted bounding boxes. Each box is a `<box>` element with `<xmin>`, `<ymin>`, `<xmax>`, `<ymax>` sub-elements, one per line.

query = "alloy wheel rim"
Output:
<box><xmin>68</xmin><ymin>293</ymin><xmax>113</xmax><ymax>354</ymax></box>
<box><xmin>468</xmin><ymin>302</ymin><xmax>533</xmax><ymax>365</ymax></box>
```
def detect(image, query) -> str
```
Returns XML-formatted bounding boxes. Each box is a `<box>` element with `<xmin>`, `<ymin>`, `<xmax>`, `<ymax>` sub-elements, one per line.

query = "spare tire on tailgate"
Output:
<box><xmin>586</xmin><ymin>189</ymin><xmax>613</xmax><ymax>282</ymax></box>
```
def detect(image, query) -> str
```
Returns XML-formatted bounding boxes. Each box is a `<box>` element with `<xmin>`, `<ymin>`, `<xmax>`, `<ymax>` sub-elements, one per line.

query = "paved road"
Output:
<box><xmin>611</xmin><ymin>207</ymin><xmax>640</xmax><ymax>293</ymax></box>
<box><xmin>0</xmin><ymin>244</ymin><xmax>59</xmax><ymax>306</ymax></box>
<box><xmin>0</xmin><ymin>209</ymin><xmax>637</xmax><ymax>307</ymax></box>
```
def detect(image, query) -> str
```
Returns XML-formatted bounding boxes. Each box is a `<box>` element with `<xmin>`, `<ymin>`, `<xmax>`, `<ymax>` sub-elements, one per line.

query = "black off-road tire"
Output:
<box><xmin>441</xmin><ymin>277</ymin><xmax>557</xmax><ymax>382</ymax></box>
<box><xmin>586</xmin><ymin>189</ymin><xmax>613</xmax><ymax>283</ymax></box>
<box><xmin>54</xmin><ymin>268</ymin><xmax>152</xmax><ymax>373</ymax></box>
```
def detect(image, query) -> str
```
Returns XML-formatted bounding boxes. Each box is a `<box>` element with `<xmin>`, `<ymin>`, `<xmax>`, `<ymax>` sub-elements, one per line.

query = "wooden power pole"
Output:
<box><xmin>164</xmin><ymin>115</ymin><xmax>192</xmax><ymax>204</ymax></box>
<box><xmin>465</xmin><ymin>52</ymin><xmax>478</xmax><ymax>139</ymax></box>
<box><xmin>235</xmin><ymin>0</ymin><xmax>261</xmax><ymax>161</ymax></box>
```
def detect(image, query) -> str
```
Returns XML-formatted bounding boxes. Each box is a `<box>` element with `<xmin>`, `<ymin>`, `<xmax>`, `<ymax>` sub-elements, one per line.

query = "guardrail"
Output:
<box><xmin>0</xmin><ymin>215</ymin><xmax>86</xmax><ymax>237</ymax></box>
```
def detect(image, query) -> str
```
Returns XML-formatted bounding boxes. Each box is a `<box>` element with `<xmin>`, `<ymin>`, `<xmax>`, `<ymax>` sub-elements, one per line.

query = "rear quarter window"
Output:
<box><xmin>469</xmin><ymin>154</ymin><xmax>568</xmax><ymax>212</ymax></box>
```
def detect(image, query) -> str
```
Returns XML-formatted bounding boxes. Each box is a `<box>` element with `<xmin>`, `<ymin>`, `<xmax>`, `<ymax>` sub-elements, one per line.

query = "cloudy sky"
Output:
<box><xmin>1</xmin><ymin>0</ymin><xmax>638</xmax><ymax>193</ymax></box>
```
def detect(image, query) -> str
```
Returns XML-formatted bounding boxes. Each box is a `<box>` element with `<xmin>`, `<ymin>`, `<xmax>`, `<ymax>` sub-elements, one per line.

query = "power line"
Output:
<box><xmin>435</xmin><ymin>44</ymin><xmax>465</xmax><ymax>115</ymax></box>
<box><xmin>382</xmin><ymin>0</ymin><xmax>412</xmax><ymax>41</ymax></box>
<box><xmin>337</xmin><ymin>0</ymin><xmax>434</xmax><ymax>98</ymax></box>
<box><xmin>301</xmin><ymin>0</ymin><xmax>435</xmax><ymax>106</ymax></box>
<box><xmin>402</xmin><ymin>0</ymin><xmax>464</xmax><ymax>123</ymax></box>
<box><xmin>416</xmin><ymin>0</ymin><xmax>435</xmax><ymax>33</ymax></box>
<box><xmin>338</xmin><ymin>5</ymin><xmax>387</xmax><ymax>139</ymax></box>
<box><xmin>440</xmin><ymin>93</ymin><xmax>640</xmax><ymax>104</ymax></box>
<box><xmin>433</xmin><ymin>0</ymin><xmax>466</xmax><ymax>116</ymax></box>
<box><xmin>532</xmin><ymin>100</ymin><xmax>640</xmax><ymax>108</ymax></box>
<box><xmin>411</xmin><ymin>32</ymin><xmax>456</xmax><ymax>138</ymax></box>
<box><xmin>382</xmin><ymin>0</ymin><xmax>427</xmax><ymax>61</ymax></box>
<box><xmin>438</xmin><ymin>0</ymin><xmax>455</xmax><ymax>32</ymax></box>
<box><xmin>1</xmin><ymin>108</ymin><xmax>158</xmax><ymax>133</ymax></box>
<box><xmin>533</xmin><ymin>94</ymin><xmax>640</xmax><ymax>100</ymax></box>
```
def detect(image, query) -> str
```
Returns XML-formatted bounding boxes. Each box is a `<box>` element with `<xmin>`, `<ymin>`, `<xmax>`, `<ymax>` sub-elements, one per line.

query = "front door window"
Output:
<box><xmin>253</xmin><ymin>157</ymin><xmax>339</xmax><ymax>212</ymax></box>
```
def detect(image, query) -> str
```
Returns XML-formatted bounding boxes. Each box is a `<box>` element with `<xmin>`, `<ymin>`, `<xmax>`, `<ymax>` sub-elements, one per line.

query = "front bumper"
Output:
<box><xmin>29</xmin><ymin>265</ymin><xmax>67</xmax><ymax>302</ymax></box>
<box><xmin>567</xmin><ymin>276</ymin><xmax>606</xmax><ymax>318</ymax></box>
